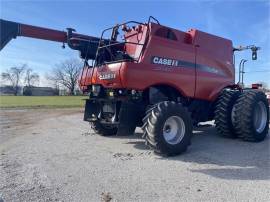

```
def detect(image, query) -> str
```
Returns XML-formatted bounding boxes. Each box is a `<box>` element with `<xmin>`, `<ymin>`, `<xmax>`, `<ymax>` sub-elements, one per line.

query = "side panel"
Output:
<box><xmin>192</xmin><ymin>30</ymin><xmax>234</xmax><ymax>101</ymax></box>
<box><xmin>123</xmin><ymin>36</ymin><xmax>196</xmax><ymax>97</ymax></box>
<box><xmin>78</xmin><ymin>66</ymin><xmax>93</xmax><ymax>91</ymax></box>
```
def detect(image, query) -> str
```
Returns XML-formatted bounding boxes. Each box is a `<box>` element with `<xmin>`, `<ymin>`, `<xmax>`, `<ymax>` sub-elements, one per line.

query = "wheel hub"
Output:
<box><xmin>164</xmin><ymin>125</ymin><xmax>171</xmax><ymax>133</ymax></box>
<box><xmin>253</xmin><ymin>101</ymin><xmax>267</xmax><ymax>133</ymax></box>
<box><xmin>163</xmin><ymin>116</ymin><xmax>185</xmax><ymax>145</ymax></box>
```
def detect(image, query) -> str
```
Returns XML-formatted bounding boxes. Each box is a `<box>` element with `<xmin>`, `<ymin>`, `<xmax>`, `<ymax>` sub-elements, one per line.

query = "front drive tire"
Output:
<box><xmin>142</xmin><ymin>101</ymin><xmax>192</xmax><ymax>156</ymax></box>
<box><xmin>90</xmin><ymin>121</ymin><xmax>118</xmax><ymax>136</ymax></box>
<box><xmin>233</xmin><ymin>90</ymin><xmax>269</xmax><ymax>142</ymax></box>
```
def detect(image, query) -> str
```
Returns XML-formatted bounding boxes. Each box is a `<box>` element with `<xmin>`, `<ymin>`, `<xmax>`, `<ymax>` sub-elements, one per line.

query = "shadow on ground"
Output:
<box><xmin>111</xmin><ymin>125</ymin><xmax>270</xmax><ymax>181</ymax></box>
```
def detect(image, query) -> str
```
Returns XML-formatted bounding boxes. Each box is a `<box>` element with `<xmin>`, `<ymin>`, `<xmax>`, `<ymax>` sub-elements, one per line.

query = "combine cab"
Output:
<box><xmin>1</xmin><ymin>17</ymin><xmax>269</xmax><ymax>156</ymax></box>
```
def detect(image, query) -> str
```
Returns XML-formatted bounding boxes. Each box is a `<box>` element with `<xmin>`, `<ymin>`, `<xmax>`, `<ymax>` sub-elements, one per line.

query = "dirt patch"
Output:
<box><xmin>0</xmin><ymin>108</ymin><xmax>82</xmax><ymax>143</ymax></box>
<box><xmin>113</xmin><ymin>152</ymin><xmax>134</xmax><ymax>160</ymax></box>
<box><xmin>101</xmin><ymin>192</ymin><xmax>112</xmax><ymax>202</ymax></box>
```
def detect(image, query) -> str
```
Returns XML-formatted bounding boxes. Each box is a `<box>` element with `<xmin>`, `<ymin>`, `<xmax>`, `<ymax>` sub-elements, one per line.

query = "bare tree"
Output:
<box><xmin>24</xmin><ymin>68</ymin><xmax>39</xmax><ymax>87</ymax></box>
<box><xmin>47</xmin><ymin>59</ymin><xmax>82</xmax><ymax>95</ymax></box>
<box><xmin>1</xmin><ymin>64</ymin><xmax>26</xmax><ymax>95</ymax></box>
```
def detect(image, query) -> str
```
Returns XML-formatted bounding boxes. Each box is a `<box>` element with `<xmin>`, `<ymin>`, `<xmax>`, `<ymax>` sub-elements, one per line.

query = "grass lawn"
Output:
<box><xmin>0</xmin><ymin>96</ymin><xmax>88</xmax><ymax>108</ymax></box>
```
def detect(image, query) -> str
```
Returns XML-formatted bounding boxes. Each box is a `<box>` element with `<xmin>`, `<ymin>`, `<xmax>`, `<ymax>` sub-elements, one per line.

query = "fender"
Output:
<box><xmin>142</xmin><ymin>82</ymin><xmax>187</xmax><ymax>99</ymax></box>
<box><xmin>209</xmin><ymin>83</ymin><xmax>237</xmax><ymax>101</ymax></box>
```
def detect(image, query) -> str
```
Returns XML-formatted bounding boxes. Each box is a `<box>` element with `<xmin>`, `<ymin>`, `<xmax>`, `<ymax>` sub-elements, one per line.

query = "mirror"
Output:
<box><xmin>252</xmin><ymin>49</ymin><xmax>257</xmax><ymax>60</ymax></box>
<box><xmin>111</xmin><ymin>25</ymin><xmax>119</xmax><ymax>41</ymax></box>
<box><xmin>251</xmin><ymin>46</ymin><xmax>260</xmax><ymax>60</ymax></box>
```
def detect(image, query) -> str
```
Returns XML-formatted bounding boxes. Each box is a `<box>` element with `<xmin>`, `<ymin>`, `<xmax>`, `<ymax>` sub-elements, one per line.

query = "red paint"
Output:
<box><xmin>20</xmin><ymin>23</ymin><xmax>97</xmax><ymax>43</ymax></box>
<box><xmin>79</xmin><ymin>23</ymin><xmax>234</xmax><ymax>101</ymax></box>
<box><xmin>252</xmin><ymin>83</ymin><xmax>262</xmax><ymax>89</ymax></box>
<box><xmin>20</xmin><ymin>24</ymin><xmax>67</xmax><ymax>42</ymax></box>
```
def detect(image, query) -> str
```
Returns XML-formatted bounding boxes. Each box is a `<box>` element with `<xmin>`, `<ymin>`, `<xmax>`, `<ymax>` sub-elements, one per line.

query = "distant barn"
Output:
<box><xmin>23</xmin><ymin>86</ymin><xmax>59</xmax><ymax>96</ymax></box>
<box><xmin>0</xmin><ymin>86</ymin><xmax>23</xmax><ymax>95</ymax></box>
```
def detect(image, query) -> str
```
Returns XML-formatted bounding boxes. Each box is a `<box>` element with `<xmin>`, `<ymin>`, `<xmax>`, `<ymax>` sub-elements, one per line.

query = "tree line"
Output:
<box><xmin>1</xmin><ymin>58</ymin><xmax>82</xmax><ymax>95</ymax></box>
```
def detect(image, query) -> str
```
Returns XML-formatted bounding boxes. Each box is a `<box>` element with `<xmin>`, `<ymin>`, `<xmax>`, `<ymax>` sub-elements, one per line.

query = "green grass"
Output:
<box><xmin>0</xmin><ymin>96</ymin><xmax>88</xmax><ymax>108</ymax></box>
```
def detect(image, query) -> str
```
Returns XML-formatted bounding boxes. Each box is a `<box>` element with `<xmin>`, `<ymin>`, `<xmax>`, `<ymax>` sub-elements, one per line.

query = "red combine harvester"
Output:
<box><xmin>1</xmin><ymin>17</ymin><xmax>269</xmax><ymax>156</ymax></box>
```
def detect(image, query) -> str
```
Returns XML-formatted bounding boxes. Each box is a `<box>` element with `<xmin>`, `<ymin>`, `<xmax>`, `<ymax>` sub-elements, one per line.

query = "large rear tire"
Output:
<box><xmin>142</xmin><ymin>101</ymin><xmax>192</xmax><ymax>156</ymax></box>
<box><xmin>90</xmin><ymin>121</ymin><xmax>118</xmax><ymax>136</ymax></box>
<box><xmin>214</xmin><ymin>89</ymin><xmax>240</xmax><ymax>138</ymax></box>
<box><xmin>233</xmin><ymin>90</ymin><xmax>269</xmax><ymax>142</ymax></box>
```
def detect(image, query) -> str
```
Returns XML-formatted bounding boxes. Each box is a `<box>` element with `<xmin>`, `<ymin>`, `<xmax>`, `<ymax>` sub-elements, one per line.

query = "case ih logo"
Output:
<box><xmin>152</xmin><ymin>56</ymin><xmax>181</xmax><ymax>67</ymax></box>
<box><xmin>99</xmin><ymin>73</ymin><xmax>116</xmax><ymax>80</ymax></box>
<box><xmin>151</xmin><ymin>56</ymin><xmax>225</xmax><ymax>76</ymax></box>
<box><xmin>152</xmin><ymin>56</ymin><xmax>195</xmax><ymax>68</ymax></box>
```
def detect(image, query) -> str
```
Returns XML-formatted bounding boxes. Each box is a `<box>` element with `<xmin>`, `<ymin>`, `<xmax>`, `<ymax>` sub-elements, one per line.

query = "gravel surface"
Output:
<box><xmin>0</xmin><ymin>108</ymin><xmax>269</xmax><ymax>202</ymax></box>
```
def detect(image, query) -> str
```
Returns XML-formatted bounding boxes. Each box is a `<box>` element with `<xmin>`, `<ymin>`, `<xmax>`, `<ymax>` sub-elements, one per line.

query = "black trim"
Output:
<box><xmin>0</xmin><ymin>19</ymin><xmax>20</xmax><ymax>51</ymax></box>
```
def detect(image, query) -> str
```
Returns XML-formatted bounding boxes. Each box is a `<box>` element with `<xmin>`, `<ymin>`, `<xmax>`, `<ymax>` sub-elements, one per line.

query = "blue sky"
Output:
<box><xmin>0</xmin><ymin>0</ymin><xmax>269</xmax><ymax>86</ymax></box>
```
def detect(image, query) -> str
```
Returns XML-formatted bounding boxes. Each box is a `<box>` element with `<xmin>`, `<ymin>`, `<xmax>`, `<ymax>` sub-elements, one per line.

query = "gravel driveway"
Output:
<box><xmin>0</xmin><ymin>108</ymin><xmax>269</xmax><ymax>202</ymax></box>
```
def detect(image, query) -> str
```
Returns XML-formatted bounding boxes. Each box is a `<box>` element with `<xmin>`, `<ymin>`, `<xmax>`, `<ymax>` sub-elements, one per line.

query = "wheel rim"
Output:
<box><xmin>163</xmin><ymin>116</ymin><xmax>185</xmax><ymax>145</ymax></box>
<box><xmin>253</xmin><ymin>101</ymin><xmax>267</xmax><ymax>133</ymax></box>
